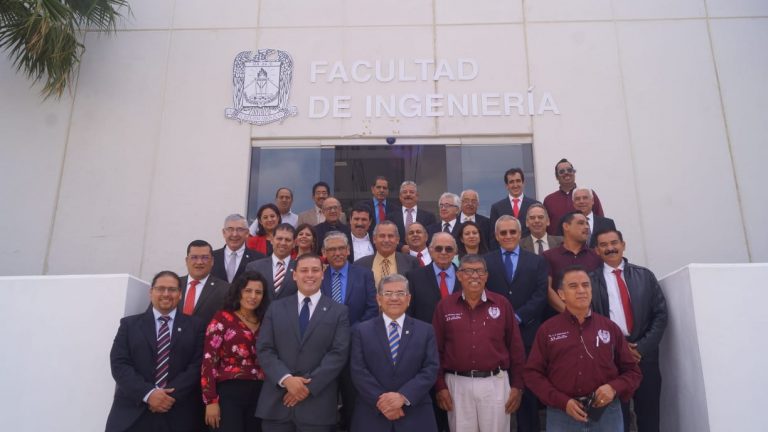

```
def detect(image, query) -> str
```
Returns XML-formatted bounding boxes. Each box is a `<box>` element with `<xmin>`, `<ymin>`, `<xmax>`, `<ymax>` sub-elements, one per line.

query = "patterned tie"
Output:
<box><xmin>377</xmin><ymin>201</ymin><xmax>386</xmax><ymax>223</ymax></box>
<box><xmin>332</xmin><ymin>271</ymin><xmax>343</xmax><ymax>303</ymax></box>
<box><xmin>382</xmin><ymin>258</ymin><xmax>391</xmax><ymax>276</ymax></box>
<box><xmin>299</xmin><ymin>297</ymin><xmax>311</xmax><ymax>337</ymax></box>
<box><xmin>155</xmin><ymin>316</ymin><xmax>171</xmax><ymax>388</ymax></box>
<box><xmin>443</xmin><ymin>222</ymin><xmax>450</xmax><ymax>233</ymax></box>
<box><xmin>536</xmin><ymin>239</ymin><xmax>544</xmax><ymax>255</ymax></box>
<box><xmin>405</xmin><ymin>208</ymin><xmax>414</xmax><ymax>227</ymax></box>
<box><xmin>586</xmin><ymin>216</ymin><xmax>592</xmax><ymax>247</ymax></box>
<box><xmin>182</xmin><ymin>280</ymin><xmax>198</xmax><ymax>315</ymax></box>
<box><xmin>612</xmin><ymin>269</ymin><xmax>635</xmax><ymax>333</ymax></box>
<box><xmin>439</xmin><ymin>271</ymin><xmax>449</xmax><ymax>298</ymax></box>
<box><xmin>273</xmin><ymin>260</ymin><xmax>285</xmax><ymax>293</ymax></box>
<box><xmin>417</xmin><ymin>252</ymin><xmax>425</xmax><ymax>267</ymax></box>
<box><xmin>512</xmin><ymin>198</ymin><xmax>520</xmax><ymax>218</ymax></box>
<box><xmin>388</xmin><ymin>321</ymin><xmax>400</xmax><ymax>365</ymax></box>
<box><xmin>226</xmin><ymin>251</ymin><xmax>237</xmax><ymax>283</ymax></box>
<box><xmin>503</xmin><ymin>251</ymin><xmax>515</xmax><ymax>282</ymax></box>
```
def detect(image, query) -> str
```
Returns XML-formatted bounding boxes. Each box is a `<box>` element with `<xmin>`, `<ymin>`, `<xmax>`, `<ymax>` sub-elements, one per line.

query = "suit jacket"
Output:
<box><xmin>519</xmin><ymin>234</ymin><xmax>563</xmax><ymax>255</ymax></box>
<box><xmin>313</xmin><ymin>221</ymin><xmax>353</xmax><ymax>254</ymax></box>
<box><xmin>590</xmin><ymin>259</ymin><xmax>668</xmax><ymax>362</ymax></box>
<box><xmin>297</xmin><ymin>207</ymin><xmax>347</xmax><ymax>226</ymax></box>
<box><xmin>426</xmin><ymin>220</ymin><xmax>462</xmax><ymax>245</ymax></box>
<box><xmin>350</xmin><ymin>315</ymin><xmax>439</xmax><ymax>432</ymax></box>
<box><xmin>357</xmin><ymin>198</ymin><xmax>400</xmax><ymax>232</ymax></box>
<box><xmin>387</xmin><ymin>207</ymin><xmax>437</xmax><ymax>248</ymax></box>
<box><xmin>354</xmin><ymin>252</ymin><xmax>420</xmax><ymax>278</ymax></box>
<box><xmin>178</xmin><ymin>275</ymin><xmax>229</xmax><ymax>327</ymax></box>
<box><xmin>105</xmin><ymin>310</ymin><xmax>205</xmax><ymax>432</ymax></box>
<box><xmin>321</xmin><ymin>263</ymin><xmax>378</xmax><ymax>326</ymax></box>
<box><xmin>244</xmin><ymin>256</ymin><xmax>298</xmax><ymax>300</ymax></box>
<box><xmin>588</xmin><ymin>215</ymin><xmax>617</xmax><ymax>247</ymax></box>
<box><xmin>489</xmin><ymin>195</ymin><xmax>540</xmax><ymax>239</ymax></box>
<box><xmin>211</xmin><ymin>246</ymin><xmax>265</xmax><ymax>283</ymax></box>
<box><xmin>482</xmin><ymin>249</ymin><xmax>548</xmax><ymax>348</ymax></box>
<box><xmin>256</xmin><ymin>294</ymin><xmax>350</xmax><ymax>426</ymax></box>
<box><xmin>407</xmin><ymin>264</ymin><xmax>462</xmax><ymax>324</ymax></box>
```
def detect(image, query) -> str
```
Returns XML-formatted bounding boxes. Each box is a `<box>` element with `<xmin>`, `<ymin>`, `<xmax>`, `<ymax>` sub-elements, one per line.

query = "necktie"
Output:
<box><xmin>273</xmin><ymin>260</ymin><xmax>285</xmax><ymax>293</ymax></box>
<box><xmin>332</xmin><ymin>271</ymin><xmax>343</xmax><ymax>303</ymax></box>
<box><xmin>512</xmin><ymin>198</ymin><xmax>520</xmax><ymax>218</ymax></box>
<box><xmin>377</xmin><ymin>201</ymin><xmax>386</xmax><ymax>223</ymax></box>
<box><xmin>226</xmin><ymin>251</ymin><xmax>237</xmax><ymax>283</ymax></box>
<box><xmin>443</xmin><ymin>222</ymin><xmax>451</xmax><ymax>233</ymax></box>
<box><xmin>299</xmin><ymin>297</ymin><xmax>311</xmax><ymax>337</ymax></box>
<box><xmin>182</xmin><ymin>280</ymin><xmax>199</xmax><ymax>315</ymax></box>
<box><xmin>382</xmin><ymin>258</ymin><xmax>391</xmax><ymax>276</ymax></box>
<box><xmin>536</xmin><ymin>239</ymin><xmax>544</xmax><ymax>255</ymax></box>
<box><xmin>612</xmin><ymin>269</ymin><xmax>634</xmax><ymax>333</ymax></box>
<box><xmin>155</xmin><ymin>316</ymin><xmax>171</xmax><ymax>388</ymax></box>
<box><xmin>388</xmin><ymin>321</ymin><xmax>400</xmax><ymax>365</ymax></box>
<box><xmin>439</xmin><ymin>271</ymin><xmax>449</xmax><ymax>298</ymax></box>
<box><xmin>586</xmin><ymin>217</ymin><xmax>592</xmax><ymax>247</ymax></box>
<box><xmin>405</xmin><ymin>208</ymin><xmax>414</xmax><ymax>227</ymax></box>
<box><xmin>417</xmin><ymin>252</ymin><xmax>425</xmax><ymax>267</ymax></box>
<box><xmin>503</xmin><ymin>251</ymin><xmax>515</xmax><ymax>282</ymax></box>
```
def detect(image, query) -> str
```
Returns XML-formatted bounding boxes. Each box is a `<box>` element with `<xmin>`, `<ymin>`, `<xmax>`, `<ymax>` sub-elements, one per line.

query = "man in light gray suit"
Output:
<box><xmin>354</xmin><ymin>221</ymin><xmax>420</xmax><ymax>287</ymax></box>
<box><xmin>520</xmin><ymin>203</ymin><xmax>563</xmax><ymax>255</ymax></box>
<box><xmin>256</xmin><ymin>253</ymin><xmax>351</xmax><ymax>432</ymax></box>
<box><xmin>245</xmin><ymin>224</ymin><xmax>298</xmax><ymax>300</ymax></box>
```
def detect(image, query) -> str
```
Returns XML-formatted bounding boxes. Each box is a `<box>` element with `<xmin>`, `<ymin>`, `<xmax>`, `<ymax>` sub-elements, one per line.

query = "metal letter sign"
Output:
<box><xmin>225</xmin><ymin>50</ymin><xmax>298</xmax><ymax>125</ymax></box>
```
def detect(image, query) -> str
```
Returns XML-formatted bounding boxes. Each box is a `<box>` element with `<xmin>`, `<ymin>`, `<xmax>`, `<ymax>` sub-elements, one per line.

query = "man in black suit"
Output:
<box><xmin>313</xmin><ymin>197</ymin><xmax>353</xmax><ymax>254</ymax></box>
<box><xmin>591</xmin><ymin>230</ymin><xmax>668</xmax><ymax>432</ymax></box>
<box><xmin>179</xmin><ymin>240</ymin><xmax>229</xmax><ymax>327</ymax></box>
<box><xmin>406</xmin><ymin>222</ymin><xmax>431</xmax><ymax>267</ymax></box>
<box><xmin>211</xmin><ymin>214</ymin><xmax>265</xmax><ymax>283</ymax></box>
<box><xmin>520</xmin><ymin>204</ymin><xmax>563</xmax><ymax>255</ymax></box>
<box><xmin>489</xmin><ymin>168</ymin><xmax>541</xmax><ymax>240</ymax></box>
<box><xmin>427</xmin><ymin>192</ymin><xmax>462</xmax><ymax>242</ymax></box>
<box><xmin>573</xmin><ymin>187</ymin><xmax>616</xmax><ymax>247</ymax></box>
<box><xmin>106</xmin><ymin>270</ymin><xmax>205</xmax><ymax>432</ymax></box>
<box><xmin>349</xmin><ymin>205</ymin><xmax>375</xmax><ymax>262</ymax></box>
<box><xmin>245</xmin><ymin>223</ymin><xmax>299</xmax><ymax>300</ymax></box>
<box><xmin>355</xmin><ymin>220</ymin><xmax>420</xmax><ymax>287</ymax></box>
<box><xmin>387</xmin><ymin>181</ymin><xmax>437</xmax><ymax>251</ymax></box>
<box><xmin>459</xmin><ymin>189</ymin><xmax>492</xmax><ymax>249</ymax></box>
<box><xmin>356</xmin><ymin>176</ymin><xmax>399</xmax><ymax>232</ymax></box>
<box><xmin>483</xmin><ymin>215</ymin><xmax>548</xmax><ymax>432</ymax></box>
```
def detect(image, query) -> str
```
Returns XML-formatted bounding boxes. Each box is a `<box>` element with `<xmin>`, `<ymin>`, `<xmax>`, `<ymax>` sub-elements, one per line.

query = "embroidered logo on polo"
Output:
<box><xmin>598</xmin><ymin>329</ymin><xmax>611</xmax><ymax>344</ymax></box>
<box><xmin>488</xmin><ymin>306</ymin><xmax>500</xmax><ymax>319</ymax></box>
<box><xmin>548</xmin><ymin>331</ymin><xmax>569</xmax><ymax>342</ymax></box>
<box><xmin>444</xmin><ymin>312</ymin><xmax>462</xmax><ymax>322</ymax></box>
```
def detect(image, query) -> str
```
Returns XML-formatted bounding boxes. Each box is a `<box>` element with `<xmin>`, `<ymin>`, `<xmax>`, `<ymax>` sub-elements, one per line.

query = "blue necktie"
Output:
<box><xmin>332</xmin><ymin>272</ymin><xmax>343</xmax><ymax>303</ymax></box>
<box><xmin>299</xmin><ymin>297</ymin><xmax>311</xmax><ymax>337</ymax></box>
<box><xmin>388</xmin><ymin>321</ymin><xmax>400</xmax><ymax>365</ymax></box>
<box><xmin>503</xmin><ymin>251</ymin><xmax>515</xmax><ymax>282</ymax></box>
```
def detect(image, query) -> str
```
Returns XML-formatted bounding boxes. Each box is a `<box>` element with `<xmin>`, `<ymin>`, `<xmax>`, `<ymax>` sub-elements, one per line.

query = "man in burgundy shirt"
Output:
<box><xmin>432</xmin><ymin>254</ymin><xmax>526</xmax><ymax>431</ymax></box>
<box><xmin>543</xmin><ymin>158</ymin><xmax>605</xmax><ymax>236</ymax></box>
<box><xmin>524</xmin><ymin>265</ymin><xmax>641</xmax><ymax>430</ymax></box>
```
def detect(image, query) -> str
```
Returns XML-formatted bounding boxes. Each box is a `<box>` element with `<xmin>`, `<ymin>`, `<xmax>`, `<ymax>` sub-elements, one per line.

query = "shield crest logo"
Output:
<box><xmin>488</xmin><ymin>306</ymin><xmax>501</xmax><ymax>319</ymax></box>
<box><xmin>598</xmin><ymin>329</ymin><xmax>611</xmax><ymax>344</ymax></box>
<box><xmin>225</xmin><ymin>49</ymin><xmax>298</xmax><ymax>125</ymax></box>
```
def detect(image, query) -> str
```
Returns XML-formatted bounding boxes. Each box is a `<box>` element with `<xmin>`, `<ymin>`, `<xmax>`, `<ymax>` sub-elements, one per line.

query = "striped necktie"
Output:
<box><xmin>155</xmin><ymin>316</ymin><xmax>171</xmax><ymax>388</ymax></box>
<box><xmin>274</xmin><ymin>260</ymin><xmax>285</xmax><ymax>293</ymax></box>
<box><xmin>388</xmin><ymin>321</ymin><xmax>400</xmax><ymax>365</ymax></box>
<box><xmin>331</xmin><ymin>271</ymin><xmax>343</xmax><ymax>303</ymax></box>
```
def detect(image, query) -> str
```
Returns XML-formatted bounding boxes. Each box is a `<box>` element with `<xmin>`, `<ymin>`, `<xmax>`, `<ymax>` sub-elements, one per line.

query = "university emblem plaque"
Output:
<box><xmin>225</xmin><ymin>50</ymin><xmax>298</xmax><ymax>125</ymax></box>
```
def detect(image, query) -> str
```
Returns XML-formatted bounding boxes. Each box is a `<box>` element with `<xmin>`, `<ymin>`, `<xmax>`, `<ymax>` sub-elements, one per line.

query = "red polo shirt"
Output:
<box><xmin>543</xmin><ymin>188</ymin><xmax>605</xmax><ymax>235</ymax></box>
<box><xmin>523</xmin><ymin>310</ymin><xmax>641</xmax><ymax>411</ymax></box>
<box><xmin>543</xmin><ymin>245</ymin><xmax>602</xmax><ymax>290</ymax></box>
<box><xmin>432</xmin><ymin>290</ymin><xmax>526</xmax><ymax>391</ymax></box>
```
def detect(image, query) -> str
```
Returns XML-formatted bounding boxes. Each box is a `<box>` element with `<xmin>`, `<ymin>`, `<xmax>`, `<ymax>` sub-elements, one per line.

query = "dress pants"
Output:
<box><xmin>621</xmin><ymin>360</ymin><xmax>661</xmax><ymax>432</ymax></box>
<box><xmin>216</xmin><ymin>379</ymin><xmax>263</xmax><ymax>432</ymax></box>
<box><xmin>546</xmin><ymin>399</ymin><xmax>623</xmax><ymax>432</ymax></box>
<box><xmin>445</xmin><ymin>371</ymin><xmax>511</xmax><ymax>432</ymax></box>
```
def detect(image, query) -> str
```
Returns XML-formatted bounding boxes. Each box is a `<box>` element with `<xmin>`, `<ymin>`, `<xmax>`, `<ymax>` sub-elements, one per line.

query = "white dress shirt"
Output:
<box><xmin>602</xmin><ymin>262</ymin><xmax>630</xmax><ymax>336</ymax></box>
<box><xmin>352</xmin><ymin>233</ymin><xmax>375</xmax><ymax>260</ymax></box>
<box><xmin>186</xmin><ymin>274</ymin><xmax>209</xmax><ymax>306</ymax></box>
<box><xmin>401</xmin><ymin>205</ymin><xmax>419</xmax><ymax>222</ymax></box>
<box><xmin>281</xmin><ymin>211</ymin><xmax>298</xmax><ymax>228</ymax></box>
<box><xmin>410</xmin><ymin>249</ymin><xmax>432</xmax><ymax>266</ymax></box>
<box><xmin>297</xmin><ymin>290</ymin><xmax>323</xmax><ymax>319</ymax></box>
<box><xmin>530</xmin><ymin>234</ymin><xmax>551</xmax><ymax>254</ymax></box>
<box><xmin>382</xmin><ymin>313</ymin><xmax>406</xmax><ymax>338</ymax></box>
<box><xmin>460</xmin><ymin>213</ymin><xmax>475</xmax><ymax>223</ymax></box>
<box><xmin>225</xmin><ymin>244</ymin><xmax>245</xmax><ymax>273</ymax></box>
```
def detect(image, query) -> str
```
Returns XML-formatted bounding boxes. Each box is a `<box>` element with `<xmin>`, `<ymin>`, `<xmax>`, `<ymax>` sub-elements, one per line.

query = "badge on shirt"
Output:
<box><xmin>445</xmin><ymin>312</ymin><xmax>462</xmax><ymax>322</ymax></box>
<box><xmin>598</xmin><ymin>329</ymin><xmax>611</xmax><ymax>344</ymax></box>
<box><xmin>488</xmin><ymin>306</ymin><xmax>501</xmax><ymax>319</ymax></box>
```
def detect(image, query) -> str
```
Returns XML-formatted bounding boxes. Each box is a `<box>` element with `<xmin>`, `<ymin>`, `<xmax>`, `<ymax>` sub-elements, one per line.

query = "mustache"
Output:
<box><xmin>604</xmin><ymin>249</ymin><xmax>619</xmax><ymax>255</ymax></box>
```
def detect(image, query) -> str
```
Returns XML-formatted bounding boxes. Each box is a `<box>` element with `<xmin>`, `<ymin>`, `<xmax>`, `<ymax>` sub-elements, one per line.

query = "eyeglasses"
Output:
<box><xmin>153</xmin><ymin>286</ymin><xmax>181</xmax><ymax>294</ymax></box>
<box><xmin>498</xmin><ymin>230</ymin><xmax>518</xmax><ymax>236</ymax></box>
<box><xmin>557</xmin><ymin>168</ymin><xmax>576</xmax><ymax>175</ymax></box>
<box><xmin>459</xmin><ymin>268</ymin><xmax>488</xmax><ymax>276</ymax></box>
<box><xmin>439</xmin><ymin>203</ymin><xmax>459</xmax><ymax>209</ymax></box>
<box><xmin>323</xmin><ymin>205</ymin><xmax>340</xmax><ymax>211</ymax></box>
<box><xmin>380</xmin><ymin>291</ymin><xmax>409</xmax><ymax>298</ymax></box>
<box><xmin>323</xmin><ymin>246</ymin><xmax>348</xmax><ymax>253</ymax></box>
<box><xmin>224</xmin><ymin>227</ymin><xmax>249</xmax><ymax>234</ymax></box>
<box><xmin>432</xmin><ymin>245</ymin><xmax>455</xmax><ymax>253</ymax></box>
<box><xmin>187</xmin><ymin>255</ymin><xmax>211</xmax><ymax>262</ymax></box>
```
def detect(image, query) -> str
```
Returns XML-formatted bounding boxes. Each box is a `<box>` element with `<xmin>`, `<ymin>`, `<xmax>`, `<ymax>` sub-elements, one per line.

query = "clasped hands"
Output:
<box><xmin>282</xmin><ymin>376</ymin><xmax>312</xmax><ymax>407</ymax></box>
<box><xmin>377</xmin><ymin>392</ymin><xmax>406</xmax><ymax>420</ymax></box>
<box><xmin>147</xmin><ymin>388</ymin><xmax>176</xmax><ymax>413</ymax></box>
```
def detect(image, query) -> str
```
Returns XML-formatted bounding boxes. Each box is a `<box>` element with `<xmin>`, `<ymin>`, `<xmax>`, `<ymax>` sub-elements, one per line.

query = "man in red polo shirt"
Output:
<box><xmin>432</xmin><ymin>254</ymin><xmax>526</xmax><ymax>431</ymax></box>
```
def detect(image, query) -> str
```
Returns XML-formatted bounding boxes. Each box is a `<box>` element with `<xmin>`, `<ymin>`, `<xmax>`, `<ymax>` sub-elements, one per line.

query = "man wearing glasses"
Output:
<box><xmin>428</xmin><ymin>192</ymin><xmax>463</xmax><ymax>240</ymax></box>
<box><xmin>211</xmin><ymin>214</ymin><xmax>265</xmax><ymax>283</ymax></box>
<box><xmin>179</xmin><ymin>240</ymin><xmax>229</xmax><ymax>327</ymax></box>
<box><xmin>432</xmin><ymin>254</ymin><xmax>526</xmax><ymax>432</ymax></box>
<box><xmin>543</xmin><ymin>158</ymin><xmax>605</xmax><ymax>236</ymax></box>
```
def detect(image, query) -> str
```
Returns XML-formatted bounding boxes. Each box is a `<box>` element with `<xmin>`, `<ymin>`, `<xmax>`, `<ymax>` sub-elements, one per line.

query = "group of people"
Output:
<box><xmin>106</xmin><ymin>158</ymin><xmax>668</xmax><ymax>432</ymax></box>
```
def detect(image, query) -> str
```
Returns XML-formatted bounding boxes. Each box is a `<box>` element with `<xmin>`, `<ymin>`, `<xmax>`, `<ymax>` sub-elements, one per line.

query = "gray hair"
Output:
<box><xmin>323</xmin><ymin>231</ymin><xmax>349</xmax><ymax>248</ymax></box>
<box><xmin>429</xmin><ymin>232</ymin><xmax>458</xmax><ymax>250</ymax></box>
<box><xmin>400</xmin><ymin>180</ymin><xmax>418</xmax><ymax>193</ymax></box>
<box><xmin>526</xmin><ymin>203</ymin><xmax>549</xmax><ymax>218</ymax></box>
<box><xmin>459</xmin><ymin>254</ymin><xmax>488</xmax><ymax>270</ymax></box>
<box><xmin>373</xmin><ymin>220</ymin><xmax>400</xmax><ymax>239</ymax></box>
<box><xmin>460</xmin><ymin>189</ymin><xmax>480</xmax><ymax>202</ymax></box>
<box><xmin>440</xmin><ymin>192</ymin><xmax>460</xmax><ymax>207</ymax></box>
<box><xmin>377</xmin><ymin>273</ymin><xmax>410</xmax><ymax>295</ymax></box>
<box><xmin>494</xmin><ymin>214</ymin><xmax>522</xmax><ymax>233</ymax></box>
<box><xmin>224</xmin><ymin>213</ymin><xmax>247</xmax><ymax>227</ymax></box>
<box><xmin>573</xmin><ymin>187</ymin><xmax>593</xmax><ymax>199</ymax></box>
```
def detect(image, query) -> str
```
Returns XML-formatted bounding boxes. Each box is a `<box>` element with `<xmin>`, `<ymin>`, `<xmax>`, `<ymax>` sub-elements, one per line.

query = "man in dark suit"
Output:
<box><xmin>179</xmin><ymin>240</ymin><xmax>229</xmax><ymax>327</ymax></box>
<box><xmin>313</xmin><ymin>197</ymin><xmax>353</xmax><ymax>254</ymax></box>
<box><xmin>387</xmin><ymin>181</ymin><xmax>437</xmax><ymax>251</ymax></box>
<box><xmin>591</xmin><ymin>230</ymin><xmax>668</xmax><ymax>432</ymax></box>
<box><xmin>106</xmin><ymin>271</ymin><xmax>205</xmax><ymax>432</ymax></box>
<box><xmin>483</xmin><ymin>215</ymin><xmax>548</xmax><ymax>432</ymax></box>
<box><xmin>427</xmin><ymin>192</ymin><xmax>462</xmax><ymax>242</ymax></box>
<box><xmin>256</xmin><ymin>254</ymin><xmax>351</xmax><ymax>432</ymax></box>
<box><xmin>573</xmin><ymin>187</ymin><xmax>616</xmax><ymax>247</ymax></box>
<box><xmin>489</xmin><ymin>168</ymin><xmax>541</xmax><ymax>240</ymax></box>
<box><xmin>211</xmin><ymin>214</ymin><xmax>265</xmax><ymax>283</ymax></box>
<box><xmin>349</xmin><ymin>205</ymin><xmax>376</xmax><ymax>263</ymax></box>
<box><xmin>321</xmin><ymin>231</ymin><xmax>378</xmax><ymax>429</ymax></box>
<box><xmin>355</xmin><ymin>221</ymin><xmax>420</xmax><ymax>287</ymax></box>
<box><xmin>407</xmin><ymin>232</ymin><xmax>462</xmax><ymax>324</ymax></box>
<box><xmin>519</xmin><ymin>203</ymin><xmax>563</xmax><ymax>255</ymax></box>
<box><xmin>459</xmin><ymin>189</ymin><xmax>492</xmax><ymax>250</ymax></box>
<box><xmin>356</xmin><ymin>176</ymin><xmax>399</xmax><ymax>232</ymax></box>
<box><xmin>350</xmin><ymin>273</ymin><xmax>439</xmax><ymax>432</ymax></box>
<box><xmin>406</xmin><ymin>222</ymin><xmax>431</xmax><ymax>267</ymax></box>
<box><xmin>245</xmin><ymin>223</ymin><xmax>298</xmax><ymax>300</ymax></box>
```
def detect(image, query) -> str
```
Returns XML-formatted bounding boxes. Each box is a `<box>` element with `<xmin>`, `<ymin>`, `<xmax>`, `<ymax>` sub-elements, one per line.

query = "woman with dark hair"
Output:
<box><xmin>457</xmin><ymin>220</ymin><xmax>489</xmax><ymax>258</ymax></box>
<box><xmin>292</xmin><ymin>223</ymin><xmax>317</xmax><ymax>259</ymax></box>
<box><xmin>246</xmin><ymin>203</ymin><xmax>281</xmax><ymax>255</ymax></box>
<box><xmin>201</xmin><ymin>271</ymin><xmax>271</xmax><ymax>432</ymax></box>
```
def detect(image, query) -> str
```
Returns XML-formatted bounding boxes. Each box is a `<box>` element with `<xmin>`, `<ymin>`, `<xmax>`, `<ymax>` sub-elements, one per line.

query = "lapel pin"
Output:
<box><xmin>322</xmin><ymin>307</ymin><xmax>327</xmax><ymax>311</ymax></box>
<box><xmin>177</xmin><ymin>328</ymin><xmax>182</xmax><ymax>332</ymax></box>
<box><xmin>405</xmin><ymin>330</ymin><xmax>410</xmax><ymax>335</ymax></box>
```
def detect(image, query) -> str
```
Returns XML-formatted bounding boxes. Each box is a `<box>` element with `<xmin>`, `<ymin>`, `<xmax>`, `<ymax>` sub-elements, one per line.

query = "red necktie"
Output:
<box><xmin>612</xmin><ymin>269</ymin><xmax>634</xmax><ymax>333</ymax></box>
<box><xmin>377</xmin><ymin>202</ymin><xmax>386</xmax><ymax>222</ymax></box>
<box><xmin>512</xmin><ymin>198</ymin><xmax>520</xmax><ymax>218</ymax></box>
<box><xmin>417</xmin><ymin>252</ymin><xmax>425</xmax><ymax>267</ymax></box>
<box><xmin>183</xmin><ymin>279</ymin><xmax>199</xmax><ymax>315</ymax></box>
<box><xmin>439</xmin><ymin>271</ymin><xmax>449</xmax><ymax>298</ymax></box>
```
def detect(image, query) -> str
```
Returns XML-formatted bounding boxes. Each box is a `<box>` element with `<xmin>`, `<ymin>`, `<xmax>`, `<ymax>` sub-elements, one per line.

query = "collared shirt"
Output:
<box><xmin>460</xmin><ymin>212</ymin><xmax>475</xmax><ymax>223</ymax></box>
<box><xmin>401</xmin><ymin>205</ymin><xmax>419</xmax><ymax>223</ymax></box>
<box><xmin>585</xmin><ymin>212</ymin><xmax>594</xmax><ymax>235</ymax></box>
<box><xmin>315</xmin><ymin>206</ymin><xmax>326</xmax><ymax>224</ymax></box>
<box><xmin>382</xmin><ymin>313</ymin><xmax>406</xmax><ymax>339</ymax></box>
<box><xmin>186</xmin><ymin>275</ymin><xmax>209</xmax><ymax>306</ymax></box>
<box><xmin>431</xmin><ymin>263</ymin><xmax>456</xmax><ymax>294</ymax></box>
<box><xmin>499</xmin><ymin>246</ymin><xmax>521</xmax><ymax>279</ymax></box>
<box><xmin>373</xmin><ymin>198</ymin><xmax>388</xmax><ymax>224</ymax></box>
<box><xmin>542</xmin><ymin>245</ymin><xmax>602</xmax><ymax>290</ymax></box>
<box><xmin>602</xmin><ymin>261</ymin><xmax>630</xmax><ymax>336</ymax></box>
<box><xmin>372</xmin><ymin>253</ymin><xmax>398</xmax><ymax>287</ymax></box>
<box><xmin>297</xmin><ymin>290</ymin><xmax>322</xmax><ymax>319</ymax></box>
<box><xmin>329</xmin><ymin>262</ymin><xmax>349</xmax><ymax>303</ymax></box>
<box><xmin>351</xmin><ymin>233</ymin><xmax>374</xmax><ymax>260</ymax></box>
<box><xmin>508</xmin><ymin>193</ymin><xmax>525</xmax><ymax>208</ymax></box>
<box><xmin>523</xmin><ymin>310</ymin><xmax>641</xmax><ymax>411</ymax></box>
<box><xmin>271</xmin><ymin>254</ymin><xmax>292</xmax><ymax>276</ymax></box>
<box><xmin>281</xmin><ymin>211</ymin><xmax>298</xmax><ymax>228</ymax></box>
<box><xmin>530</xmin><ymin>234</ymin><xmax>551</xmax><ymax>254</ymax></box>
<box><xmin>411</xmin><ymin>248</ymin><xmax>432</xmax><ymax>266</ymax></box>
<box><xmin>440</xmin><ymin>218</ymin><xmax>458</xmax><ymax>233</ymax></box>
<box><xmin>225</xmin><ymin>244</ymin><xmax>246</xmax><ymax>274</ymax></box>
<box><xmin>542</xmin><ymin>187</ymin><xmax>604</xmax><ymax>235</ymax></box>
<box><xmin>152</xmin><ymin>307</ymin><xmax>177</xmax><ymax>340</ymax></box>
<box><xmin>432</xmin><ymin>289</ymin><xmax>526</xmax><ymax>391</ymax></box>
